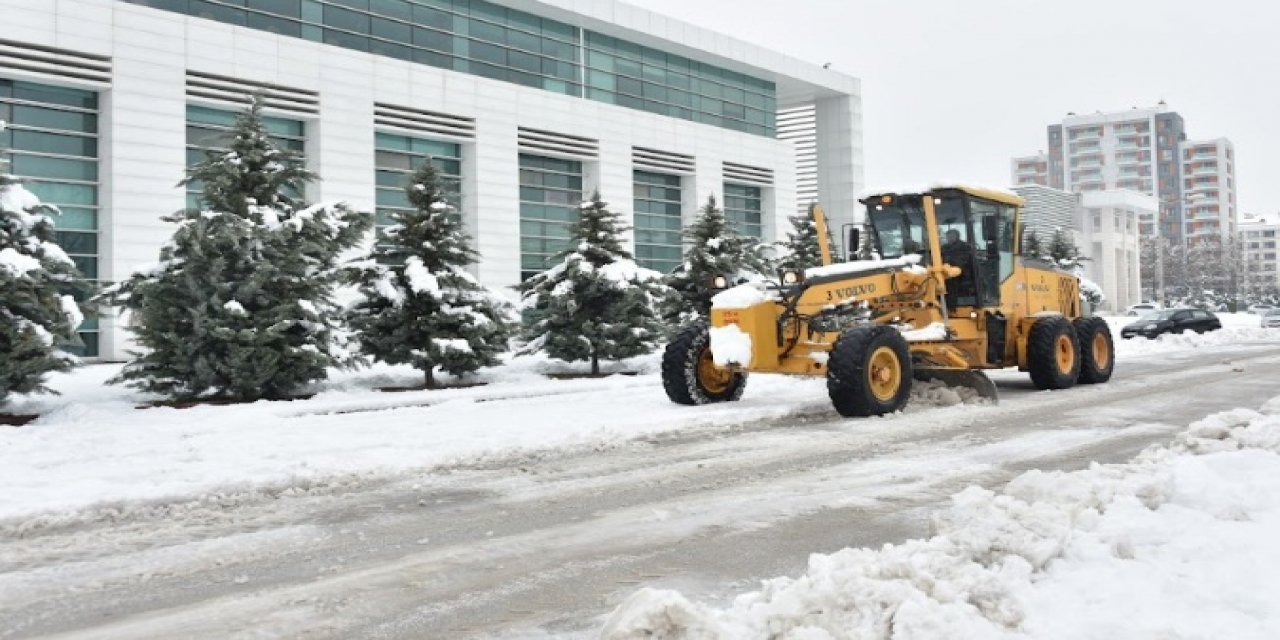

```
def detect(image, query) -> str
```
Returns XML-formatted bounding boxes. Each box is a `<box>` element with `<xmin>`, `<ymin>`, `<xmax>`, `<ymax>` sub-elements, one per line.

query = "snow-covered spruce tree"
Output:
<box><xmin>776</xmin><ymin>206</ymin><xmax>833</xmax><ymax>271</ymax></box>
<box><xmin>1048</xmin><ymin>228</ymin><xmax>1086</xmax><ymax>270</ymax></box>
<box><xmin>1043</xmin><ymin>228</ymin><xmax>1105</xmax><ymax>309</ymax></box>
<box><xmin>0</xmin><ymin>126</ymin><xmax>86</xmax><ymax>405</ymax></box>
<box><xmin>518</xmin><ymin>191</ymin><xmax>669</xmax><ymax>376</ymax></box>
<box><xmin>1023</xmin><ymin>229</ymin><xmax>1045</xmax><ymax>259</ymax></box>
<box><xmin>663</xmin><ymin>195</ymin><xmax>771</xmax><ymax>322</ymax></box>
<box><xmin>346</xmin><ymin>163</ymin><xmax>513</xmax><ymax>388</ymax></box>
<box><xmin>97</xmin><ymin>99</ymin><xmax>372</xmax><ymax>402</ymax></box>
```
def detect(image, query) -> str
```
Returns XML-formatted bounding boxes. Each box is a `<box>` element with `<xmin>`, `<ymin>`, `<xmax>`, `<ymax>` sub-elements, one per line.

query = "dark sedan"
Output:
<box><xmin>1121</xmin><ymin>308</ymin><xmax>1222</xmax><ymax>339</ymax></box>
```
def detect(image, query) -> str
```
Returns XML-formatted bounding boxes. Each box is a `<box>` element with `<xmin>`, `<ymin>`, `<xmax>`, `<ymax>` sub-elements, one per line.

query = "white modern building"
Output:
<box><xmin>1180</xmin><ymin>137</ymin><xmax>1237</xmax><ymax>244</ymax></box>
<box><xmin>1240</xmin><ymin>212</ymin><xmax>1280</xmax><ymax>290</ymax></box>
<box><xmin>1078</xmin><ymin>190</ymin><xmax>1149</xmax><ymax>312</ymax></box>
<box><xmin>1012</xmin><ymin>184</ymin><xmax>1145</xmax><ymax>312</ymax></box>
<box><xmin>1012</xmin><ymin>183</ymin><xmax>1078</xmax><ymax>241</ymax></box>
<box><xmin>1</xmin><ymin>0</ymin><xmax>863</xmax><ymax>359</ymax></box>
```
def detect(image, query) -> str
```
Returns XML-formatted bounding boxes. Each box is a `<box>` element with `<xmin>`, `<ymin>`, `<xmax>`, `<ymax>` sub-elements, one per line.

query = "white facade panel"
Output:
<box><xmin>2</xmin><ymin>0</ymin><xmax>862</xmax><ymax>360</ymax></box>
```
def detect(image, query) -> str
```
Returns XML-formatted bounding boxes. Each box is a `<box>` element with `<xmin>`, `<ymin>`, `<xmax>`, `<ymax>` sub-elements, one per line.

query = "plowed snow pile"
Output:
<box><xmin>602</xmin><ymin>396</ymin><xmax>1280</xmax><ymax>639</ymax></box>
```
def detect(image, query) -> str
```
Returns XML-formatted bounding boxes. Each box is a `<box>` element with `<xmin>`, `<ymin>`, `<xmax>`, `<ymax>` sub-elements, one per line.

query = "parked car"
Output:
<box><xmin>1263</xmin><ymin>308</ymin><xmax>1280</xmax><ymax>329</ymax></box>
<box><xmin>1121</xmin><ymin>308</ymin><xmax>1222</xmax><ymax>339</ymax></box>
<box><xmin>1125</xmin><ymin>302</ymin><xmax>1162</xmax><ymax>316</ymax></box>
<box><xmin>1247</xmin><ymin>304</ymin><xmax>1276</xmax><ymax>315</ymax></box>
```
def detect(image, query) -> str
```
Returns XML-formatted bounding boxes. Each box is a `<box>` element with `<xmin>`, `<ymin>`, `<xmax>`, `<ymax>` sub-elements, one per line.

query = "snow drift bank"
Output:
<box><xmin>601</xmin><ymin>396</ymin><xmax>1280</xmax><ymax>639</ymax></box>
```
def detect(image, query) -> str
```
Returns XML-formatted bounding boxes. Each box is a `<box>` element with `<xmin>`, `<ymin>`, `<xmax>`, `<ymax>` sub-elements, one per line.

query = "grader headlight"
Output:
<box><xmin>781</xmin><ymin>269</ymin><xmax>803</xmax><ymax>285</ymax></box>
<box><xmin>711</xmin><ymin>274</ymin><xmax>729</xmax><ymax>290</ymax></box>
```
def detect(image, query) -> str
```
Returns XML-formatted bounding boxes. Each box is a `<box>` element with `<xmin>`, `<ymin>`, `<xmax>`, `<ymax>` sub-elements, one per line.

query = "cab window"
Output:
<box><xmin>867</xmin><ymin>196</ymin><xmax>930</xmax><ymax>263</ymax></box>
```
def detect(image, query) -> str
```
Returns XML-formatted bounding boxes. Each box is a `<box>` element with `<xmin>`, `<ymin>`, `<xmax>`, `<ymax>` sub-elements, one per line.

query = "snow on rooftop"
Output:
<box><xmin>859</xmin><ymin>181</ymin><xmax>1021</xmax><ymax>201</ymax></box>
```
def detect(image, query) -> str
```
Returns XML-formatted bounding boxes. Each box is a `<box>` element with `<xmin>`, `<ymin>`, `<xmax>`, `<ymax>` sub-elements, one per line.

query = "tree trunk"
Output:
<box><xmin>424</xmin><ymin>366</ymin><xmax>436</xmax><ymax>390</ymax></box>
<box><xmin>591</xmin><ymin>353</ymin><xmax>600</xmax><ymax>377</ymax></box>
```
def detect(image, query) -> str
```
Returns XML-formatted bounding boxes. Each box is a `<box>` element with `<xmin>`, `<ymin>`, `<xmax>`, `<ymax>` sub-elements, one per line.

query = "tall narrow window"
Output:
<box><xmin>1</xmin><ymin>79</ymin><xmax>100</xmax><ymax>356</ymax></box>
<box><xmin>724</xmin><ymin>183</ymin><xmax>762</xmax><ymax>239</ymax></box>
<box><xmin>185</xmin><ymin>104</ymin><xmax>306</xmax><ymax>208</ymax></box>
<box><xmin>519</xmin><ymin>154</ymin><xmax>582</xmax><ymax>280</ymax></box>
<box><xmin>632</xmin><ymin>170</ymin><xmax>682</xmax><ymax>273</ymax></box>
<box><xmin>374</xmin><ymin>131</ymin><xmax>462</xmax><ymax>239</ymax></box>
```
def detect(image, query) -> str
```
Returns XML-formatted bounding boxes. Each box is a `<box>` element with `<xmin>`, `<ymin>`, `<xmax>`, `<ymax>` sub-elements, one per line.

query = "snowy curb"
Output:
<box><xmin>601</xmin><ymin>396</ymin><xmax>1280</xmax><ymax>639</ymax></box>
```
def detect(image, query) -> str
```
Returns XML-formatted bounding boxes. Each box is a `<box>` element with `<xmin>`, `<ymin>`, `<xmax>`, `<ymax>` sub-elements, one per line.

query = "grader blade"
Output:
<box><xmin>914</xmin><ymin>368</ymin><xmax>999</xmax><ymax>404</ymax></box>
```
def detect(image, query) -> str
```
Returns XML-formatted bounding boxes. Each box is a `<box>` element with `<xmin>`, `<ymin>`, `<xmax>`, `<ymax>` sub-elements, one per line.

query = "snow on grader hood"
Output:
<box><xmin>662</xmin><ymin>188</ymin><xmax>1117</xmax><ymax>418</ymax></box>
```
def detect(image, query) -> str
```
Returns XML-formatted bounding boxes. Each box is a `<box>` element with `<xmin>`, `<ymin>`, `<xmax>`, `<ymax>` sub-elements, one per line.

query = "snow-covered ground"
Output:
<box><xmin>600</xmin><ymin>398</ymin><xmax>1280</xmax><ymax>639</ymax></box>
<box><xmin>1</xmin><ymin>314</ymin><xmax>1275</xmax><ymax>527</ymax></box>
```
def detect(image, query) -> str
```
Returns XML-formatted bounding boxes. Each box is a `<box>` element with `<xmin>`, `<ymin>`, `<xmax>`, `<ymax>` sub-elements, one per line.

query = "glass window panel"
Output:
<box><xmin>189</xmin><ymin>0</ymin><xmax>246</xmax><ymax>25</ymax></box>
<box><xmin>246</xmin><ymin>0</ymin><xmax>301</xmax><ymax>17</ymax></box>
<box><xmin>52</xmin><ymin>207</ymin><xmax>97</xmax><ymax>231</ymax></box>
<box><xmin>25</xmin><ymin>182</ymin><xmax>97</xmax><ymax>206</ymax></box>
<box><xmin>615</xmin><ymin>56</ymin><xmax>641</xmax><ymax>78</ymax></box>
<box><xmin>506</xmin><ymin>28</ymin><xmax>540</xmax><ymax>52</ymax></box>
<box><xmin>373</xmin><ymin>0</ymin><xmax>412</xmax><ymax>21</ymax></box>
<box><xmin>53</xmin><ymin>230</ymin><xmax>98</xmax><ymax>255</ymax></box>
<box><xmin>246</xmin><ymin>12</ymin><xmax>301</xmax><ymax>36</ymax></box>
<box><xmin>11</xmin><ymin>154</ymin><xmax>98</xmax><ymax>181</ymax></box>
<box><xmin>323</xmin><ymin>4</ymin><xmax>368</xmax><ymax>31</ymax></box>
<box><xmin>12</xmin><ymin>130</ymin><xmax>97</xmax><ymax>158</ymax></box>
<box><xmin>11</xmin><ymin>105</ymin><xmax>97</xmax><ymax>133</ymax></box>
<box><xmin>469</xmin><ymin>20</ymin><xmax>505</xmax><ymax>44</ymax></box>
<box><xmin>371</xmin><ymin>17</ymin><xmax>411</xmax><ymax>43</ymax></box>
<box><xmin>323</xmin><ymin>28</ymin><xmax>368</xmax><ymax>50</ymax></box>
<box><xmin>507</xmin><ymin>49</ymin><xmax>540</xmax><ymax>73</ymax></box>
<box><xmin>540</xmin><ymin>20</ymin><xmax>575</xmax><ymax>41</ymax></box>
<box><xmin>71</xmin><ymin>255</ymin><xmax>98</xmax><ymax>279</ymax></box>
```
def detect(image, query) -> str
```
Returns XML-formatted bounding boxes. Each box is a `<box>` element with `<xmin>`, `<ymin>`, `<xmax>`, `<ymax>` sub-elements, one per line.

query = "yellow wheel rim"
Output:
<box><xmin>867</xmin><ymin>346</ymin><xmax>902</xmax><ymax>402</ymax></box>
<box><xmin>1056</xmin><ymin>334</ymin><xmax>1076</xmax><ymax>373</ymax></box>
<box><xmin>1092</xmin><ymin>332</ymin><xmax>1110</xmax><ymax>370</ymax></box>
<box><xmin>697</xmin><ymin>348</ymin><xmax>733</xmax><ymax>394</ymax></box>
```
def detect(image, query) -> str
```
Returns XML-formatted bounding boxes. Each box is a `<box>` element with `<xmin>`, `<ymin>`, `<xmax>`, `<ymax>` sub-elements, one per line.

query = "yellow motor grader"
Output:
<box><xmin>661</xmin><ymin>185</ymin><xmax>1115</xmax><ymax>417</ymax></box>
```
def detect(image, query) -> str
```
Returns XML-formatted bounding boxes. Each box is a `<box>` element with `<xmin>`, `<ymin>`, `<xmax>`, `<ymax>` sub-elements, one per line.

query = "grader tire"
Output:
<box><xmin>661</xmin><ymin>322</ymin><xmax>747</xmax><ymax>405</ymax></box>
<box><xmin>1074</xmin><ymin>317</ymin><xmax>1115</xmax><ymax>384</ymax></box>
<box><xmin>1027</xmin><ymin>316</ymin><xmax>1081</xmax><ymax>390</ymax></box>
<box><xmin>827</xmin><ymin>325</ymin><xmax>913</xmax><ymax>417</ymax></box>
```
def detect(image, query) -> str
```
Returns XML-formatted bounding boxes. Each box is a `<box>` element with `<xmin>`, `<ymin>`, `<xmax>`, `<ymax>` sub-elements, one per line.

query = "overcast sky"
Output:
<box><xmin>637</xmin><ymin>0</ymin><xmax>1277</xmax><ymax>215</ymax></box>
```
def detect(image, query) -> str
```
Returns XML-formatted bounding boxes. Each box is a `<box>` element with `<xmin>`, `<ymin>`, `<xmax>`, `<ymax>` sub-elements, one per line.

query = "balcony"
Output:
<box><xmin>1069</xmin><ymin>128</ymin><xmax>1102</xmax><ymax>142</ymax></box>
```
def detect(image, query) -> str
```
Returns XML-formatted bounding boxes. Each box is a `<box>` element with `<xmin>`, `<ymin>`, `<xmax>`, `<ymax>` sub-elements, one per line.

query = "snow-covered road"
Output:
<box><xmin>2</xmin><ymin>336</ymin><xmax>1278</xmax><ymax>639</ymax></box>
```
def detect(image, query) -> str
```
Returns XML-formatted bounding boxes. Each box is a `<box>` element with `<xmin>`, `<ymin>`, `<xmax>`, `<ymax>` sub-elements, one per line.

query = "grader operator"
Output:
<box><xmin>661</xmin><ymin>184</ymin><xmax>1115</xmax><ymax>417</ymax></box>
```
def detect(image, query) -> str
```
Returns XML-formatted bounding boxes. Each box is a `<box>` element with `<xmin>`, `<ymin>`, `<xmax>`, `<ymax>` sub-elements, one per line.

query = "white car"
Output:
<box><xmin>1262</xmin><ymin>309</ymin><xmax>1280</xmax><ymax>328</ymax></box>
<box><xmin>1247</xmin><ymin>304</ymin><xmax>1276</xmax><ymax>315</ymax></box>
<box><xmin>1125</xmin><ymin>303</ymin><xmax>1161</xmax><ymax>316</ymax></box>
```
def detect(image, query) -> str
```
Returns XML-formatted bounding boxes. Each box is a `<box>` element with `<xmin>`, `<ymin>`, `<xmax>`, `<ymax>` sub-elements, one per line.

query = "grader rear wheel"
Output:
<box><xmin>1074</xmin><ymin>317</ymin><xmax>1115</xmax><ymax>384</ymax></box>
<box><xmin>661</xmin><ymin>322</ymin><xmax>748</xmax><ymax>405</ymax></box>
<box><xmin>827</xmin><ymin>325</ymin><xmax>913</xmax><ymax>417</ymax></box>
<box><xmin>1027</xmin><ymin>316</ymin><xmax>1081</xmax><ymax>390</ymax></box>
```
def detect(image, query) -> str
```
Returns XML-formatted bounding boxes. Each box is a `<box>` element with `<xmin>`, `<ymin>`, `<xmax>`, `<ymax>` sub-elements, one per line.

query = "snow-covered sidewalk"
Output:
<box><xmin>601</xmin><ymin>397</ymin><xmax>1280</xmax><ymax>639</ymax></box>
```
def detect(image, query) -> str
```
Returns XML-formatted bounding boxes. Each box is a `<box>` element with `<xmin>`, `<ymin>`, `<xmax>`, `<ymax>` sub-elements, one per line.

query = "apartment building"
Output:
<box><xmin>1240</xmin><ymin>212</ymin><xmax>1280</xmax><ymax>290</ymax></box>
<box><xmin>1012</xmin><ymin>102</ymin><xmax>1235</xmax><ymax>247</ymax></box>
<box><xmin>1180</xmin><ymin>138</ymin><xmax>1237</xmax><ymax>244</ymax></box>
<box><xmin>1011</xmin><ymin>152</ymin><xmax>1048</xmax><ymax>187</ymax></box>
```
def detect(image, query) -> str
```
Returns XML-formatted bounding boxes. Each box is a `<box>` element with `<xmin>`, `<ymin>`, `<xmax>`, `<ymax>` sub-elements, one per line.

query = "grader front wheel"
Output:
<box><xmin>662</xmin><ymin>322</ymin><xmax>748</xmax><ymax>405</ymax></box>
<box><xmin>828</xmin><ymin>325</ymin><xmax>913</xmax><ymax>417</ymax></box>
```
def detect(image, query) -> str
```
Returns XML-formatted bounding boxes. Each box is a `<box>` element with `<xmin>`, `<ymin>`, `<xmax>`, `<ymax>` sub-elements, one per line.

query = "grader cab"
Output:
<box><xmin>661</xmin><ymin>184</ymin><xmax>1115</xmax><ymax>417</ymax></box>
